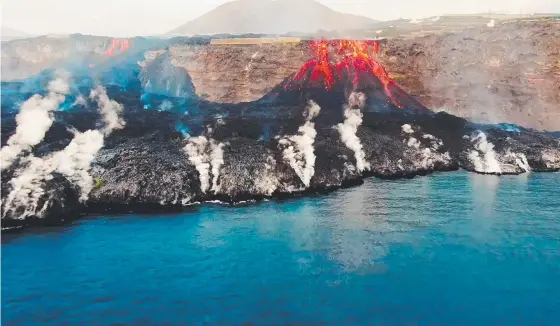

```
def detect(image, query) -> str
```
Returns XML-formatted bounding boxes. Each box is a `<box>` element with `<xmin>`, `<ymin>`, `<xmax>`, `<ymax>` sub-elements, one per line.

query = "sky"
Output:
<box><xmin>2</xmin><ymin>0</ymin><xmax>559</xmax><ymax>37</ymax></box>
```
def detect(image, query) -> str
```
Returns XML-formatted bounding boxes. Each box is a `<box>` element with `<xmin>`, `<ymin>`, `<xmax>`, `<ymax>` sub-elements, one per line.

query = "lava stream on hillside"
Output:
<box><xmin>105</xmin><ymin>39</ymin><xmax>131</xmax><ymax>57</ymax></box>
<box><xmin>285</xmin><ymin>40</ymin><xmax>406</xmax><ymax>109</ymax></box>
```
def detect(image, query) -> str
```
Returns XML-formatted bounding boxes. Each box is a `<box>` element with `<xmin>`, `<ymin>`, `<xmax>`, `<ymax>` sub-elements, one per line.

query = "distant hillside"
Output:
<box><xmin>167</xmin><ymin>0</ymin><xmax>377</xmax><ymax>36</ymax></box>
<box><xmin>1</xmin><ymin>26</ymin><xmax>33</xmax><ymax>41</ymax></box>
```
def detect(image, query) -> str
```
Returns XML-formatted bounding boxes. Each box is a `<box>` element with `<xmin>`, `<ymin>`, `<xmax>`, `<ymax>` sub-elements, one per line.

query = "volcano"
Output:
<box><xmin>167</xmin><ymin>0</ymin><xmax>377</xmax><ymax>36</ymax></box>
<box><xmin>1</xmin><ymin>38</ymin><xmax>560</xmax><ymax>231</ymax></box>
<box><xmin>275</xmin><ymin>40</ymin><xmax>427</xmax><ymax>112</ymax></box>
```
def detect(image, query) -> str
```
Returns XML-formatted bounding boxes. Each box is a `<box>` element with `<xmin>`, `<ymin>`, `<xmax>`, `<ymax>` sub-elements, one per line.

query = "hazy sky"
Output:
<box><xmin>2</xmin><ymin>0</ymin><xmax>559</xmax><ymax>37</ymax></box>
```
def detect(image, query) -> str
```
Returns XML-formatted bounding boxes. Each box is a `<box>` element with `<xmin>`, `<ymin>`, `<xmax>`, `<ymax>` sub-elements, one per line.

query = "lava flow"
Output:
<box><xmin>105</xmin><ymin>39</ymin><xmax>131</xmax><ymax>57</ymax></box>
<box><xmin>288</xmin><ymin>40</ymin><xmax>404</xmax><ymax>109</ymax></box>
<box><xmin>293</xmin><ymin>40</ymin><xmax>336</xmax><ymax>89</ymax></box>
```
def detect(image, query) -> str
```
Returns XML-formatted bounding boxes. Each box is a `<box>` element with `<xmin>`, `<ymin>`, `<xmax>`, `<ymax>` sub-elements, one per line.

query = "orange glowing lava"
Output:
<box><xmin>288</xmin><ymin>40</ymin><xmax>403</xmax><ymax>109</ymax></box>
<box><xmin>293</xmin><ymin>40</ymin><xmax>336</xmax><ymax>89</ymax></box>
<box><xmin>105</xmin><ymin>39</ymin><xmax>130</xmax><ymax>57</ymax></box>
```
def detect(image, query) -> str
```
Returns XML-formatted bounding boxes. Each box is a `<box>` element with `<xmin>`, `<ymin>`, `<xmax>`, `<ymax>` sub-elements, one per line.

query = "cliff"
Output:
<box><xmin>1</xmin><ymin>19</ymin><xmax>559</xmax><ymax>130</ymax></box>
<box><xmin>381</xmin><ymin>19</ymin><xmax>560</xmax><ymax>130</ymax></box>
<box><xmin>2</xmin><ymin>33</ymin><xmax>560</xmax><ymax>231</ymax></box>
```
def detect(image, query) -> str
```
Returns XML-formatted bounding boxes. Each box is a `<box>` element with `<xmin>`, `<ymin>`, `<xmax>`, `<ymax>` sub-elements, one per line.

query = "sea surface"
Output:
<box><xmin>2</xmin><ymin>171</ymin><xmax>559</xmax><ymax>325</ymax></box>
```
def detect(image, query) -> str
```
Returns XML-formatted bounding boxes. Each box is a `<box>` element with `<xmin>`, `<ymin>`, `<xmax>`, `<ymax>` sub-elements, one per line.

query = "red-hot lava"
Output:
<box><xmin>105</xmin><ymin>39</ymin><xmax>131</xmax><ymax>57</ymax></box>
<box><xmin>288</xmin><ymin>40</ymin><xmax>403</xmax><ymax>109</ymax></box>
<box><xmin>293</xmin><ymin>40</ymin><xmax>336</xmax><ymax>89</ymax></box>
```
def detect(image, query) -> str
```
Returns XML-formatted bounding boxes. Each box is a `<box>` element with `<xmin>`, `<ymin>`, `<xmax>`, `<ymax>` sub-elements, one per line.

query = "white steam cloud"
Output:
<box><xmin>210</xmin><ymin>142</ymin><xmax>225</xmax><ymax>193</ymax></box>
<box><xmin>402</xmin><ymin>124</ymin><xmax>451</xmax><ymax>170</ymax></box>
<box><xmin>1</xmin><ymin>76</ymin><xmax>70</xmax><ymax>170</ymax></box>
<box><xmin>158</xmin><ymin>100</ymin><xmax>173</xmax><ymax>112</ymax></box>
<box><xmin>401</xmin><ymin>124</ymin><xmax>414</xmax><ymax>134</ymax></box>
<box><xmin>468</xmin><ymin>131</ymin><xmax>502</xmax><ymax>174</ymax></box>
<box><xmin>505</xmin><ymin>150</ymin><xmax>531</xmax><ymax>173</ymax></box>
<box><xmin>2</xmin><ymin>84</ymin><xmax>127</xmax><ymax>219</ymax></box>
<box><xmin>2</xmin><ymin>156</ymin><xmax>55</xmax><ymax>220</ymax></box>
<box><xmin>184</xmin><ymin>136</ymin><xmax>225</xmax><ymax>193</ymax></box>
<box><xmin>279</xmin><ymin>100</ymin><xmax>321</xmax><ymax>187</ymax></box>
<box><xmin>254</xmin><ymin>155</ymin><xmax>279</xmax><ymax>196</ymax></box>
<box><xmin>89</xmin><ymin>86</ymin><xmax>126</xmax><ymax>135</ymax></box>
<box><xmin>2</xmin><ymin>130</ymin><xmax>104</xmax><ymax>218</ymax></box>
<box><xmin>337</xmin><ymin>92</ymin><xmax>370</xmax><ymax>173</ymax></box>
<box><xmin>51</xmin><ymin>130</ymin><xmax>105</xmax><ymax>201</ymax></box>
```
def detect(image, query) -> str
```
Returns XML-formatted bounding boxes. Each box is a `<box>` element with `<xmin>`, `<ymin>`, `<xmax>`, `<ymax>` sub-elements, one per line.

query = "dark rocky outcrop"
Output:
<box><xmin>2</xmin><ymin>45</ymin><xmax>560</xmax><ymax>231</ymax></box>
<box><xmin>2</xmin><ymin>76</ymin><xmax>559</xmax><ymax>232</ymax></box>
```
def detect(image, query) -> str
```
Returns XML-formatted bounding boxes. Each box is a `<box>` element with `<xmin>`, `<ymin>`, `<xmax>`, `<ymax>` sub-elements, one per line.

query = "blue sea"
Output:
<box><xmin>2</xmin><ymin>172</ymin><xmax>559</xmax><ymax>325</ymax></box>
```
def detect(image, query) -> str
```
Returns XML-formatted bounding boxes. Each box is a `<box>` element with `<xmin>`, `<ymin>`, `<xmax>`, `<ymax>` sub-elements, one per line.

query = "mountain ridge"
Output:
<box><xmin>1</xmin><ymin>26</ymin><xmax>34</xmax><ymax>41</ymax></box>
<box><xmin>167</xmin><ymin>0</ymin><xmax>377</xmax><ymax>36</ymax></box>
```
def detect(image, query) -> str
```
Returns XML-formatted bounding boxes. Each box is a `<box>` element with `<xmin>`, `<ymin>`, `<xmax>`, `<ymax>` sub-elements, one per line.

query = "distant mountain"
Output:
<box><xmin>167</xmin><ymin>0</ymin><xmax>377</xmax><ymax>36</ymax></box>
<box><xmin>1</xmin><ymin>26</ymin><xmax>34</xmax><ymax>41</ymax></box>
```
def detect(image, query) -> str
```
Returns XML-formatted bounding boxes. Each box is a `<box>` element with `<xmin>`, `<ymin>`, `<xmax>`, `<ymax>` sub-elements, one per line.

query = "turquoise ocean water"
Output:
<box><xmin>2</xmin><ymin>171</ymin><xmax>559</xmax><ymax>325</ymax></box>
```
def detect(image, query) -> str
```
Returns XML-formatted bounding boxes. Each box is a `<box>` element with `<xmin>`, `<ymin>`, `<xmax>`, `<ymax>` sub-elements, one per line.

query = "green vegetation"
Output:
<box><xmin>94</xmin><ymin>178</ymin><xmax>103</xmax><ymax>190</ymax></box>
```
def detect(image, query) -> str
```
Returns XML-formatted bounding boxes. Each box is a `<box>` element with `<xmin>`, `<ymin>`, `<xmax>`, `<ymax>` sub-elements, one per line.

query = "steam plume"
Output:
<box><xmin>210</xmin><ymin>142</ymin><xmax>225</xmax><ymax>193</ymax></box>
<box><xmin>337</xmin><ymin>92</ymin><xmax>370</xmax><ymax>172</ymax></box>
<box><xmin>51</xmin><ymin>130</ymin><xmax>105</xmax><ymax>201</ymax></box>
<box><xmin>2</xmin><ymin>156</ymin><xmax>54</xmax><ymax>220</ymax></box>
<box><xmin>468</xmin><ymin>131</ymin><xmax>502</xmax><ymax>174</ymax></box>
<box><xmin>279</xmin><ymin>100</ymin><xmax>320</xmax><ymax>187</ymax></box>
<box><xmin>183</xmin><ymin>136</ymin><xmax>225</xmax><ymax>193</ymax></box>
<box><xmin>89</xmin><ymin>86</ymin><xmax>126</xmax><ymax>135</ymax></box>
<box><xmin>184</xmin><ymin>137</ymin><xmax>211</xmax><ymax>193</ymax></box>
<box><xmin>401</xmin><ymin>124</ymin><xmax>414</xmax><ymax>134</ymax></box>
<box><xmin>1</xmin><ymin>76</ymin><xmax>70</xmax><ymax>170</ymax></box>
<box><xmin>402</xmin><ymin>124</ymin><xmax>451</xmax><ymax>170</ymax></box>
<box><xmin>2</xmin><ymin>130</ymin><xmax>103</xmax><ymax>219</ymax></box>
<box><xmin>254</xmin><ymin>155</ymin><xmax>278</xmax><ymax>196</ymax></box>
<box><xmin>2</xmin><ymin>86</ymin><xmax>127</xmax><ymax>219</ymax></box>
<box><xmin>505</xmin><ymin>150</ymin><xmax>531</xmax><ymax>172</ymax></box>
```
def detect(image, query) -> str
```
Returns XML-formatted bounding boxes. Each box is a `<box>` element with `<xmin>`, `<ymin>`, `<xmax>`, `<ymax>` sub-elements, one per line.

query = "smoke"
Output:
<box><xmin>337</xmin><ymin>92</ymin><xmax>370</xmax><ymax>173</ymax></box>
<box><xmin>89</xmin><ymin>86</ymin><xmax>126</xmax><ymax>135</ymax></box>
<box><xmin>505</xmin><ymin>150</ymin><xmax>531</xmax><ymax>172</ymax></box>
<box><xmin>2</xmin><ymin>156</ymin><xmax>54</xmax><ymax>220</ymax></box>
<box><xmin>2</xmin><ymin>130</ymin><xmax>104</xmax><ymax>218</ymax></box>
<box><xmin>158</xmin><ymin>100</ymin><xmax>173</xmax><ymax>112</ymax></box>
<box><xmin>2</xmin><ymin>84</ymin><xmax>127</xmax><ymax>219</ymax></box>
<box><xmin>183</xmin><ymin>136</ymin><xmax>225</xmax><ymax>193</ymax></box>
<box><xmin>468</xmin><ymin>131</ymin><xmax>502</xmax><ymax>174</ymax></box>
<box><xmin>51</xmin><ymin>130</ymin><xmax>105</xmax><ymax>201</ymax></box>
<box><xmin>1</xmin><ymin>76</ymin><xmax>70</xmax><ymax>170</ymax></box>
<box><xmin>407</xmin><ymin>137</ymin><xmax>421</xmax><ymax>149</ymax></box>
<box><xmin>254</xmin><ymin>155</ymin><xmax>279</xmax><ymax>196</ymax></box>
<box><xmin>61</xmin><ymin>88</ymin><xmax>124</xmax><ymax>200</ymax></box>
<box><xmin>210</xmin><ymin>142</ymin><xmax>225</xmax><ymax>193</ymax></box>
<box><xmin>348</xmin><ymin>91</ymin><xmax>367</xmax><ymax>109</ymax></box>
<box><xmin>401</xmin><ymin>124</ymin><xmax>414</xmax><ymax>134</ymax></box>
<box><xmin>402</xmin><ymin>125</ymin><xmax>451</xmax><ymax>170</ymax></box>
<box><xmin>184</xmin><ymin>137</ymin><xmax>211</xmax><ymax>193</ymax></box>
<box><xmin>279</xmin><ymin>100</ymin><xmax>321</xmax><ymax>187</ymax></box>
